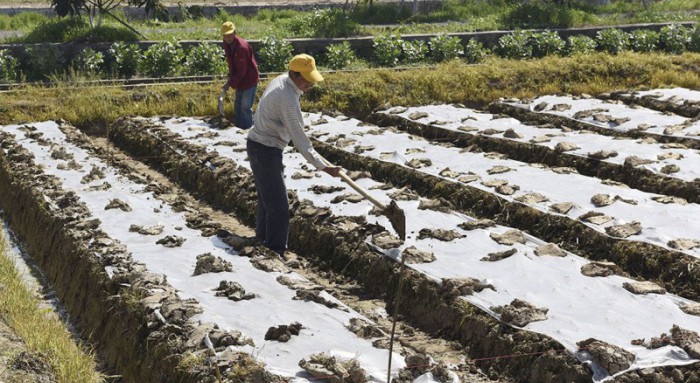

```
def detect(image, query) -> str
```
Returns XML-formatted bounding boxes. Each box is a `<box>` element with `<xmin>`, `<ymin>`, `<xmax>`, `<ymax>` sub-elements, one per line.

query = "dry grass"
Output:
<box><xmin>1</xmin><ymin>52</ymin><xmax>698</xmax><ymax>129</ymax></box>
<box><xmin>0</xmin><ymin>231</ymin><xmax>104</xmax><ymax>383</ymax></box>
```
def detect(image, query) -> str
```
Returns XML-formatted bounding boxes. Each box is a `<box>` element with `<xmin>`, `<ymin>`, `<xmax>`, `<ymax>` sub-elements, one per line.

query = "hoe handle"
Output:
<box><xmin>322</xmin><ymin>158</ymin><xmax>387</xmax><ymax>210</ymax></box>
<box><xmin>337</xmin><ymin>171</ymin><xmax>387</xmax><ymax>210</ymax></box>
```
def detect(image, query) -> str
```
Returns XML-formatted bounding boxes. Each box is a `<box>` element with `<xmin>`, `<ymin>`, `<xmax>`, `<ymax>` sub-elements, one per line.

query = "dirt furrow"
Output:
<box><xmin>0</xmin><ymin>125</ymin><xmax>271</xmax><ymax>382</ymax></box>
<box><xmin>600</xmin><ymin>90</ymin><xmax>700</xmax><ymax>119</ymax></box>
<box><xmin>366</xmin><ymin>111</ymin><xmax>700</xmax><ymax>204</ymax></box>
<box><xmin>1</xmin><ymin>119</ymin><xmax>520</xmax><ymax>381</ymax></box>
<box><xmin>108</xmin><ymin>116</ymin><xmax>596</xmax><ymax>383</ymax></box>
<box><xmin>488</xmin><ymin>102</ymin><xmax>700</xmax><ymax>150</ymax></box>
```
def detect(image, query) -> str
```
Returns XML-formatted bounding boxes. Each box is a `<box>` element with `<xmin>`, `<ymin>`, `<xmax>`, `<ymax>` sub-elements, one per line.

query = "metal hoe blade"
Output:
<box><xmin>384</xmin><ymin>200</ymin><xmax>406</xmax><ymax>240</ymax></box>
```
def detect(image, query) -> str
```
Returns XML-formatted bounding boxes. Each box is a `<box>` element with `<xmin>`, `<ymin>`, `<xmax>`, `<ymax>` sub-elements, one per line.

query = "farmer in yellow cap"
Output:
<box><xmin>246</xmin><ymin>54</ymin><xmax>341</xmax><ymax>256</ymax></box>
<box><xmin>219</xmin><ymin>21</ymin><xmax>259</xmax><ymax>129</ymax></box>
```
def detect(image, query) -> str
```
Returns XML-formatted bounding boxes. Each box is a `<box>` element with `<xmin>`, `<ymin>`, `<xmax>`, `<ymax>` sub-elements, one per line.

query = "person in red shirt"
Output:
<box><xmin>220</xmin><ymin>21</ymin><xmax>260</xmax><ymax>129</ymax></box>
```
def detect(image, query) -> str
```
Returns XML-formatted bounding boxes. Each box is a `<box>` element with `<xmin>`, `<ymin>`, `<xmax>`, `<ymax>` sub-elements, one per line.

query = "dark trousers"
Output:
<box><xmin>246</xmin><ymin>139</ymin><xmax>288</xmax><ymax>255</ymax></box>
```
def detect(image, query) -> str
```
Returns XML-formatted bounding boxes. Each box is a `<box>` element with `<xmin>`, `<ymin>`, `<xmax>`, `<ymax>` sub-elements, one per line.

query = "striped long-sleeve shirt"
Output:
<box><xmin>248</xmin><ymin>74</ymin><xmax>328</xmax><ymax>170</ymax></box>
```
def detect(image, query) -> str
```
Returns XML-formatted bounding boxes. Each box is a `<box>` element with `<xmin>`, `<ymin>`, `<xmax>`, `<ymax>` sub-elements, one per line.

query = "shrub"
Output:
<box><xmin>108</xmin><ymin>42</ymin><xmax>141</xmax><ymax>78</ymax></box>
<box><xmin>0</xmin><ymin>49</ymin><xmax>19</xmax><ymax>82</ymax></box>
<box><xmin>286</xmin><ymin>8</ymin><xmax>359</xmax><ymax>38</ymax></box>
<box><xmin>596</xmin><ymin>28</ymin><xmax>629</xmax><ymax>54</ymax></box>
<box><xmin>658</xmin><ymin>24</ymin><xmax>691</xmax><ymax>54</ymax></box>
<box><xmin>463</xmin><ymin>39</ymin><xmax>489</xmax><ymax>64</ymax></box>
<box><xmin>80</xmin><ymin>25</ymin><xmax>140</xmax><ymax>43</ymax></box>
<box><xmin>401</xmin><ymin>39</ymin><xmax>428</xmax><ymax>65</ymax></box>
<box><xmin>501</xmin><ymin>2</ymin><xmax>575</xmax><ymax>29</ymax></box>
<box><xmin>349</xmin><ymin>2</ymin><xmax>412</xmax><ymax>25</ymax></box>
<box><xmin>24</xmin><ymin>44</ymin><xmax>66</xmax><ymax>81</ymax></box>
<box><xmin>628</xmin><ymin>29</ymin><xmax>658</xmax><ymax>53</ymax></box>
<box><xmin>429</xmin><ymin>33</ymin><xmax>463</xmax><ymax>62</ymax></box>
<box><xmin>323</xmin><ymin>41</ymin><xmax>357</xmax><ymax>70</ymax></box>
<box><xmin>184</xmin><ymin>42</ymin><xmax>226</xmax><ymax>76</ymax></box>
<box><xmin>372</xmin><ymin>34</ymin><xmax>403</xmax><ymax>67</ymax></box>
<box><xmin>567</xmin><ymin>35</ymin><xmax>597</xmax><ymax>55</ymax></box>
<box><xmin>22</xmin><ymin>17</ymin><xmax>88</xmax><ymax>43</ymax></box>
<box><xmin>496</xmin><ymin>31</ymin><xmax>532</xmax><ymax>59</ymax></box>
<box><xmin>0</xmin><ymin>12</ymin><xmax>46</xmax><ymax>31</ymax></box>
<box><xmin>530</xmin><ymin>30</ymin><xmax>565</xmax><ymax>58</ymax></box>
<box><xmin>689</xmin><ymin>25</ymin><xmax>700</xmax><ymax>52</ymax></box>
<box><xmin>257</xmin><ymin>35</ymin><xmax>293</xmax><ymax>72</ymax></box>
<box><xmin>72</xmin><ymin>48</ymin><xmax>104</xmax><ymax>74</ymax></box>
<box><xmin>140</xmin><ymin>41</ymin><xmax>184</xmax><ymax>77</ymax></box>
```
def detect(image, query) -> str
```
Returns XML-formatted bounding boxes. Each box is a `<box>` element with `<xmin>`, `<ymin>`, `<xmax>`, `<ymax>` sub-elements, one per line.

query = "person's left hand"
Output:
<box><xmin>323</xmin><ymin>166</ymin><xmax>342</xmax><ymax>177</ymax></box>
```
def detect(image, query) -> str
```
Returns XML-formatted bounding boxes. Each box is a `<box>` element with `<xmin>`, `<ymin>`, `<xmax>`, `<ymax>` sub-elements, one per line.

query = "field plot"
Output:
<box><xmin>108</xmin><ymin>98</ymin><xmax>700</xmax><ymax>381</ymax></box>
<box><xmin>505</xmin><ymin>92</ymin><xmax>700</xmax><ymax>139</ymax></box>
<box><xmin>0</xmin><ymin>121</ymin><xmax>421</xmax><ymax>382</ymax></box>
<box><xmin>377</xmin><ymin>103</ymin><xmax>700</xmax><ymax>184</ymax></box>
<box><xmin>2</xmin><ymin>88</ymin><xmax>700</xmax><ymax>383</ymax></box>
<box><xmin>368</xmin><ymin>105</ymin><xmax>700</xmax><ymax>258</ymax></box>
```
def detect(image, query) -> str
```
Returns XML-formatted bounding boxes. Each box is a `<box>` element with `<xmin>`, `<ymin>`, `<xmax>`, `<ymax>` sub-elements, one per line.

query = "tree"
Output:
<box><xmin>51</xmin><ymin>0</ymin><xmax>160</xmax><ymax>32</ymax></box>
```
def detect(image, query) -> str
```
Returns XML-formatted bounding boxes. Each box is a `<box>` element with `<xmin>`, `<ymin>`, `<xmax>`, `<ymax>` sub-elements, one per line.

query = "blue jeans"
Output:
<box><xmin>234</xmin><ymin>85</ymin><xmax>256</xmax><ymax>129</ymax></box>
<box><xmin>246</xmin><ymin>139</ymin><xmax>288</xmax><ymax>255</ymax></box>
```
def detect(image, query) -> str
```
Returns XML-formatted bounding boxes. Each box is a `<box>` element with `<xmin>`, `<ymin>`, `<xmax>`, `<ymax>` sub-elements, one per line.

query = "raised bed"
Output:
<box><xmin>107</xmin><ymin>115</ymin><xmax>700</xmax><ymax>383</ymax></box>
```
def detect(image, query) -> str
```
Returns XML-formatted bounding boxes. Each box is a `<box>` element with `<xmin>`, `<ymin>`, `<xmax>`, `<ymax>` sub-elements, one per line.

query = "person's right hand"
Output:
<box><xmin>221</xmin><ymin>83</ymin><xmax>230</xmax><ymax>93</ymax></box>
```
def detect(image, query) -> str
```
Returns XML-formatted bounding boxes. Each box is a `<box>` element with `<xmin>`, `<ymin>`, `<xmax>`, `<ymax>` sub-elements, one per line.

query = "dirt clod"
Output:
<box><xmin>458</xmin><ymin>219</ymin><xmax>495</xmax><ymax>230</ymax></box>
<box><xmin>154</xmin><ymin>235</ymin><xmax>185</xmax><ymax>247</ymax></box>
<box><xmin>589</xmin><ymin>150</ymin><xmax>618</xmax><ymax>159</ymax></box>
<box><xmin>577</xmin><ymin>338</ymin><xmax>635</xmax><ymax>375</ymax></box>
<box><xmin>402</xmin><ymin>246</ymin><xmax>436</xmax><ymax>264</ymax></box>
<box><xmin>534</xmin><ymin>243</ymin><xmax>566</xmax><ymax>257</ymax></box>
<box><xmin>581</xmin><ymin>261</ymin><xmax>624</xmax><ymax>277</ymax></box>
<box><xmin>492</xmin><ymin>299</ymin><xmax>548</xmax><ymax>327</ymax></box>
<box><xmin>129</xmin><ymin>224</ymin><xmax>164</xmax><ymax>235</ymax></box>
<box><xmin>265</xmin><ymin>322</ymin><xmax>304</xmax><ymax>342</ymax></box>
<box><xmin>298</xmin><ymin>352</ymin><xmax>366</xmax><ymax>383</ymax></box>
<box><xmin>346</xmin><ymin>318</ymin><xmax>385</xmax><ymax>339</ymax></box>
<box><xmin>606</xmin><ymin>221</ymin><xmax>642</xmax><ymax>238</ymax></box>
<box><xmin>578</xmin><ymin>211</ymin><xmax>614</xmax><ymax>225</ymax></box>
<box><xmin>515</xmin><ymin>193</ymin><xmax>549</xmax><ymax>204</ymax></box>
<box><xmin>489</xmin><ymin>229</ymin><xmax>525</xmax><ymax>245</ymax></box>
<box><xmin>194</xmin><ymin>253</ymin><xmax>233</xmax><ymax>275</ymax></box>
<box><xmin>481</xmin><ymin>248</ymin><xmax>517</xmax><ymax>262</ymax></box>
<box><xmin>214</xmin><ymin>281</ymin><xmax>255</xmax><ymax>301</ymax></box>
<box><xmin>105</xmin><ymin>198</ymin><xmax>132</xmax><ymax>211</ymax></box>
<box><xmin>442</xmin><ymin>277</ymin><xmax>495</xmax><ymax>296</ymax></box>
<box><xmin>622</xmin><ymin>281</ymin><xmax>666</xmax><ymax>295</ymax></box>
<box><xmin>418</xmin><ymin>228</ymin><xmax>465</xmax><ymax>241</ymax></box>
<box><xmin>294</xmin><ymin>289</ymin><xmax>348</xmax><ymax>311</ymax></box>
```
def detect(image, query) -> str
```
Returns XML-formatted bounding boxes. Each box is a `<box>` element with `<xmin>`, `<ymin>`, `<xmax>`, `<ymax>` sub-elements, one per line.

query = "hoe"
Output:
<box><xmin>334</xmin><ymin>169</ymin><xmax>406</xmax><ymax>241</ymax></box>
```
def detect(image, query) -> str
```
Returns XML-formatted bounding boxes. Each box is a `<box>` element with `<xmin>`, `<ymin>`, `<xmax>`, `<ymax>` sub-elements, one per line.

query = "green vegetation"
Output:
<box><xmin>20</xmin><ymin>16</ymin><xmax>139</xmax><ymax>43</ymax></box>
<box><xmin>1</xmin><ymin>0</ymin><xmax>699</xmax><ymax>43</ymax></box>
<box><xmin>1</xmin><ymin>22</ymin><xmax>698</xmax><ymax>82</ymax></box>
<box><xmin>1</xmin><ymin>52</ymin><xmax>698</xmax><ymax>129</ymax></box>
<box><xmin>0</xmin><ymin>231</ymin><xmax>104</xmax><ymax>383</ymax></box>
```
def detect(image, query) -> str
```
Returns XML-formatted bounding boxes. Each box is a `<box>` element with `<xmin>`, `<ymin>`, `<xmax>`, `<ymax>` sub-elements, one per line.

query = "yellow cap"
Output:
<box><xmin>221</xmin><ymin>22</ymin><xmax>235</xmax><ymax>36</ymax></box>
<box><xmin>289</xmin><ymin>54</ymin><xmax>323</xmax><ymax>83</ymax></box>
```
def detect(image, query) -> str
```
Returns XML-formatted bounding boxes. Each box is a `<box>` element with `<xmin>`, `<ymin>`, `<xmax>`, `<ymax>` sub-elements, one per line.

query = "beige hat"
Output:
<box><xmin>221</xmin><ymin>22</ymin><xmax>235</xmax><ymax>36</ymax></box>
<box><xmin>289</xmin><ymin>54</ymin><xmax>323</xmax><ymax>83</ymax></box>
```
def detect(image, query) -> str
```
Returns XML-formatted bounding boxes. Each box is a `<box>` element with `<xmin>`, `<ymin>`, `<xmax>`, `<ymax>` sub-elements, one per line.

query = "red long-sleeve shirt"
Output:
<box><xmin>223</xmin><ymin>35</ymin><xmax>260</xmax><ymax>91</ymax></box>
